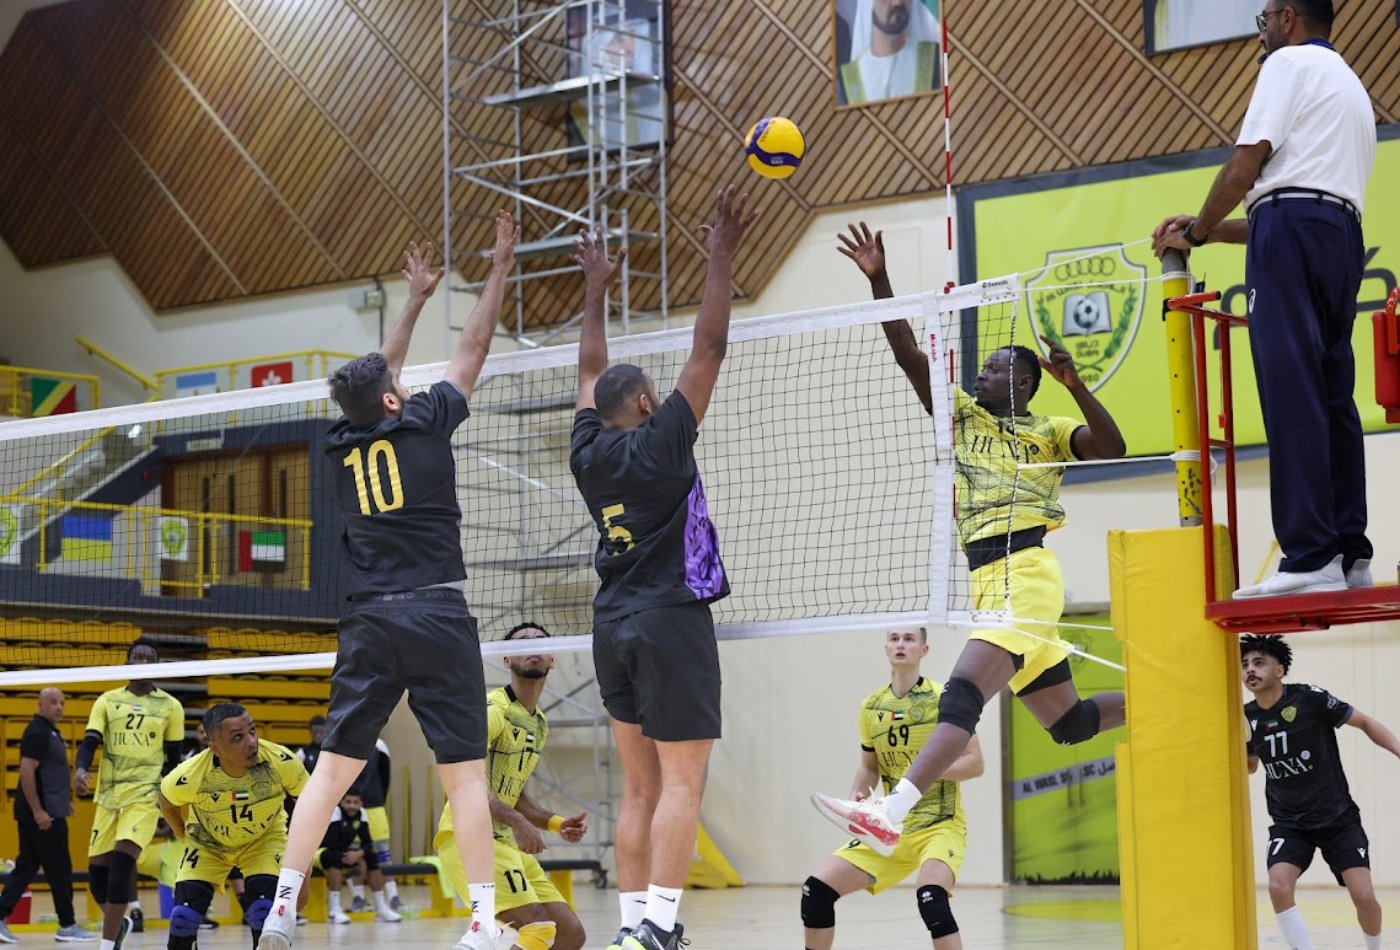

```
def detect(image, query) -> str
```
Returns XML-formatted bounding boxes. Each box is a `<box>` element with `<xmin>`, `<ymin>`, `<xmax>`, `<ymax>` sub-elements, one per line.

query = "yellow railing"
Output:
<box><xmin>75</xmin><ymin>337</ymin><xmax>159</xmax><ymax>393</ymax></box>
<box><xmin>10</xmin><ymin>396</ymin><xmax>159</xmax><ymax>501</ymax></box>
<box><xmin>0</xmin><ymin>366</ymin><xmax>101</xmax><ymax>418</ymax></box>
<box><xmin>0</xmin><ymin>495</ymin><xmax>314</xmax><ymax>597</ymax></box>
<box><xmin>154</xmin><ymin>351</ymin><xmax>359</xmax><ymax>401</ymax></box>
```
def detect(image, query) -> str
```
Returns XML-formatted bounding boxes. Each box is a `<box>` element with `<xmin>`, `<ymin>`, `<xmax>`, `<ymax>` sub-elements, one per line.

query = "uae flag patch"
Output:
<box><xmin>228</xmin><ymin>790</ymin><xmax>251</xmax><ymax>802</ymax></box>
<box><xmin>890</xmin><ymin>711</ymin><xmax>906</xmax><ymax>721</ymax></box>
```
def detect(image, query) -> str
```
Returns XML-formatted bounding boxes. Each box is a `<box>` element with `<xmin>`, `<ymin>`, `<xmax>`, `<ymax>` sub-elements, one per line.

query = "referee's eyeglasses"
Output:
<box><xmin>1255</xmin><ymin>8</ymin><xmax>1283</xmax><ymax>32</ymax></box>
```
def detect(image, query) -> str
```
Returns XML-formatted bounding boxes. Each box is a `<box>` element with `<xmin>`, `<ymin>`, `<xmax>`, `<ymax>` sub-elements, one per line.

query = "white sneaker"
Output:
<box><xmin>452</xmin><ymin>919</ymin><xmax>502</xmax><ymax>950</ymax></box>
<box><xmin>1233</xmin><ymin>556</ymin><xmax>1347</xmax><ymax>599</ymax></box>
<box><xmin>810</xmin><ymin>791</ymin><xmax>903</xmax><ymax>856</ymax></box>
<box><xmin>375</xmin><ymin>907</ymin><xmax>402</xmax><ymax>923</ymax></box>
<box><xmin>295</xmin><ymin>916</ymin><xmax>308</xmax><ymax>927</ymax></box>
<box><xmin>1346</xmin><ymin>559</ymin><xmax>1373</xmax><ymax>590</ymax></box>
<box><xmin>256</xmin><ymin>915</ymin><xmax>294</xmax><ymax>950</ymax></box>
<box><xmin>330</xmin><ymin>910</ymin><xmax>352</xmax><ymax>925</ymax></box>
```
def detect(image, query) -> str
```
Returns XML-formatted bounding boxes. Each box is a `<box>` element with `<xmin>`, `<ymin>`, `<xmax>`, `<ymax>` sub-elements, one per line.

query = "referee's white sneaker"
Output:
<box><xmin>810</xmin><ymin>792</ymin><xmax>902</xmax><ymax>856</ymax></box>
<box><xmin>452</xmin><ymin>919</ymin><xmax>502</xmax><ymax>950</ymax></box>
<box><xmin>1233</xmin><ymin>556</ymin><xmax>1347</xmax><ymax>599</ymax></box>
<box><xmin>1346</xmin><ymin>559</ymin><xmax>1373</xmax><ymax>590</ymax></box>
<box><xmin>256</xmin><ymin>917</ymin><xmax>293</xmax><ymax>950</ymax></box>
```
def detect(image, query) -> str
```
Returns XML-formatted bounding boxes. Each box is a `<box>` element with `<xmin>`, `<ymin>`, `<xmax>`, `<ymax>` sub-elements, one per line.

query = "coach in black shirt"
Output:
<box><xmin>1242</xmin><ymin>635</ymin><xmax>1400</xmax><ymax>950</ymax></box>
<box><xmin>0</xmin><ymin>688</ymin><xmax>91</xmax><ymax>942</ymax></box>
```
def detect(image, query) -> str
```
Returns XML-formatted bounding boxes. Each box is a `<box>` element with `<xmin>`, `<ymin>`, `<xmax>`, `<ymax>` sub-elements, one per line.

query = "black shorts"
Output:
<box><xmin>593</xmin><ymin>602</ymin><xmax>721</xmax><ymax>742</ymax></box>
<box><xmin>1267</xmin><ymin>815</ymin><xmax>1370</xmax><ymax>885</ymax></box>
<box><xmin>323</xmin><ymin>588</ymin><xmax>486</xmax><ymax>764</ymax></box>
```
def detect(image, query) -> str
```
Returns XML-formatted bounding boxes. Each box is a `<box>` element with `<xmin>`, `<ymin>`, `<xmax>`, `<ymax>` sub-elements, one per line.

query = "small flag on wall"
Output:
<box><xmin>0</xmin><ymin>506</ymin><xmax>22</xmax><ymax>565</ymax></box>
<box><xmin>30</xmin><ymin>378</ymin><xmax>77</xmax><ymax>416</ymax></box>
<box><xmin>158</xmin><ymin>516</ymin><xmax>189</xmax><ymax>562</ymax></box>
<box><xmin>250</xmin><ymin>361</ymin><xmax>294</xmax><ymax>388</ymax></box>
<box><xmin>175</xmin><ymin>371</ymin><xmax>219</xmax><ymax>398</ymax></box>
<box><xmin>238</xmin><ymin>530</ymin><xmax>286</xmax><ymax>572</ymax></box>
<box><xmin>61</xmin><ymin>514</ymin><xmax>113</xmax><ymax>563</ymax></box>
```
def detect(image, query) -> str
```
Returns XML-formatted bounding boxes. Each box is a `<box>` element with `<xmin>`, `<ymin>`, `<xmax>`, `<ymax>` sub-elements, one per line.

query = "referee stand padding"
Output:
<box><xmin>1111</xmin><ymin>525</ymin><xmax>1256</xmax><ymax>950</ymax></box>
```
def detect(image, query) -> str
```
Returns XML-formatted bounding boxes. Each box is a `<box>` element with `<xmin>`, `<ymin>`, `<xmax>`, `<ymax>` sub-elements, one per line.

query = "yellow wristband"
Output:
<box><xmin>547</xmin><ymin>815</ymin><xmax>565</xmax><ymax>833</ymax></box>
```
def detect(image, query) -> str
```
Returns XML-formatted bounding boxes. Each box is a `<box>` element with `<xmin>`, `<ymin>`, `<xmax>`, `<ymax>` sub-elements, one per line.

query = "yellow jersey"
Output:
<box><xmin>160</xmin><ymin>740</ymin><xmax>308</xmax><ymax>853</ymax></box>
<box><xmin>858</xmin><ymin>677</ymin><xmax>964</xmax><ymax>834</ymax></box>
<box><xmin>86</xmin><ymin>687</ymin><xmax>185</xmax><ymax>810</ymax></box>
<box><xmin>954</xmin><ymin>388</ymin><xmax>1082</xmax><ymax>546</ymax></box>
<box><xmin>440</xmin><ymin>686</ymin><xmax>548</xmax><ymax>840</ymax></box>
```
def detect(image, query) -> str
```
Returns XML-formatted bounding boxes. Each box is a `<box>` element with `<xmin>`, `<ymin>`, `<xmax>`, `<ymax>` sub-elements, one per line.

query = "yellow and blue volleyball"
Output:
<box><xmin>744</xmin><ymin>117</ymin><xmax>806</xmax><ymax>180</ymax></box>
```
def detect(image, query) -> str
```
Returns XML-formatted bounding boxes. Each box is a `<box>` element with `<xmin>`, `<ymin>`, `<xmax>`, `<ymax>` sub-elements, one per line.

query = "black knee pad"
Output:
<box><xmin>170</xmin><ymin>880</ymin><xmax>215</xmax><ymax>950</ymax></box>
<box><xmin>917</xmin><ymin>885</ymin><xmax>959</xmax><ymax>939</ymax></box>
<box><xmin>800</xmin><ymin>876</ymin><xmax>840</xmax><ymax>929</ymax></box>
<box><xmin>106</xmin><ymin>851</ymin><xmax>137</xmax><ymax>905</ymax></box>
<box><xmin>88</xmin><ymin>863</ymin><xmax>109</xmax><ymax>905</ymax></box>
<box><xmin>938</xmin><ymin>677</ymin><xmax>986</xmax><ymax>733</ymax></box>
<box><xmin>1049</xmin><ymin>699</ymin><xmax>1101</xmax><ymax>746</ymax></box>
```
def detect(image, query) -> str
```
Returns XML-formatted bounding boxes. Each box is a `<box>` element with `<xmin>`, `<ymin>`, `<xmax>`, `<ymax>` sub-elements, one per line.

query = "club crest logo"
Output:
<box><xmin>1026</xmin><ymin>246</ymin><xmax>1146</xmax><ymax>392</ymax></box>
<box><xmin>1282</xmin><ymin>706</ymin><xmax>1296</xmax><ymax>723</ymax></box>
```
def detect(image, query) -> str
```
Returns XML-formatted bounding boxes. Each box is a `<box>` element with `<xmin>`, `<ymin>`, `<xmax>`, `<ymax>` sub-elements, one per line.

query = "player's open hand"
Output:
<box><xmin>836</xmin><ymin>222</ymin><xmax>886</xmax><ymax>280</ymax></box>
<box><xmin>1038</xmin><ymin>335</ymin><xmax>1083</xmax><ymax>389</ymax></box>
<box><xmin>402</xmin><ymin>240</ymin><xmax>446</xmax><ymax>301</ymax></box>
<box><xmin>574</xmin><ymin>227</ymin><xmax>627</xmax><ymax>290</ymax></box>
<box><xmin>74</xmin><ymin>768</ymin><xmax>93</xmax><ymax>797</ymax></box>
<box><xmin>558</xmin><ymin>811</ymin><xmax>588</xmax><ymax>843</ymax></box>
<box><xmin>491</xmin><ymin>209</ymin><xmax>521</xmax><ymax>271</ymax></box>
<box><xmin>512</xmin><ymin>818</ymin><xmax>547</xmax><ymax>855</ymax></box>
<box><xmin>1151</xmin><ymin>214</ymin><xmax>1196</xmax><ymax>259</ymax></box>
<box><xmin>699</xmin><ymin>184</ymin><xmax>759</xmax><ymax>257</ymax></box>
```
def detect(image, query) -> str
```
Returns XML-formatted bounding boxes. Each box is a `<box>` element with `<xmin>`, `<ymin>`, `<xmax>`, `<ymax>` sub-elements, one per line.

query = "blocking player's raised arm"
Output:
<box><xmin>574</xmin><ymin>227</ymin><xmax>627</xmax><ymax>411</ymax></box>
<box><xmin>445</xmin><ymin>210</ymin><xmax>519</xmax><ymax>398</ymax></box>
<box><xmin>674</xmin><ymin>185</ymin><xmax>758</xmax><ymax>424</ymax></box>
<box><xmin>380</xmin><ymin>241</ymin><xmax>447</xmax><ymax>377</ymax></box>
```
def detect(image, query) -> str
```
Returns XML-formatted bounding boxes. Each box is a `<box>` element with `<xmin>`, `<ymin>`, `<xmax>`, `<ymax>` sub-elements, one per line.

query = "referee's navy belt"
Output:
<box><xmin>349</xmin><ymin>586</ymin><xmax>465</xmax><ymax>604</ymax></box>
<box><xmin>1248</xmin><ymin>188</ymin><xmax>1361</xmax><ymax>222</ymax></box>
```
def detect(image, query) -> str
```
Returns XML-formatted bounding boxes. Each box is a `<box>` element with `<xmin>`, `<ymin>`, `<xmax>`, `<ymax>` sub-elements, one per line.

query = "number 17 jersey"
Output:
<box><xmin>325</xmin><ymin>379</ymin><xmax>470</xmax><ymax>596</ymax></box>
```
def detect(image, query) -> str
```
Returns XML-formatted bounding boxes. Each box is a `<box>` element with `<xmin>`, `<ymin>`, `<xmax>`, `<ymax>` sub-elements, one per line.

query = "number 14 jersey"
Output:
<box><xmin>160</xmin><ymin>740</ymin><xmax>309</xmax><ymax>853</ymax></box>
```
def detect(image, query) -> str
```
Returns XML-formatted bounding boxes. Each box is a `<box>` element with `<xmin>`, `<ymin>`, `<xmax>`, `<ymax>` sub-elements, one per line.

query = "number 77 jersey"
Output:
<box><xmin>160</xmin><ymin>740</ymin><xmax>309</xmax><ymax>853</ymax></box>
<box><xmin>325</xmin><ymin>379</ymin><xmax>472</xmax><ymax>596</ymax></box>
<box><xmin>1245</xmin><ymin>682</ymin><xmax>1358</xmax><ymax>829</ymax></box>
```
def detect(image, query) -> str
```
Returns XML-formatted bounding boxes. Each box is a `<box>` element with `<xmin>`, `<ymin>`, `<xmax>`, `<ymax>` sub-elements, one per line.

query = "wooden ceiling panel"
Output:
<box><xmin>3</xmin><ymin>0</ymin><xmax>1397</xmax><ymax>318</ymax></box>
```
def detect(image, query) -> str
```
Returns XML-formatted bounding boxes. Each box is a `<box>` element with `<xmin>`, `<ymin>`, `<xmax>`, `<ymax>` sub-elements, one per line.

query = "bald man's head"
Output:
<box><xmin>38</xmin><ymin>688</ymin><xmax>64</xmax><ymax>724</ymax></box>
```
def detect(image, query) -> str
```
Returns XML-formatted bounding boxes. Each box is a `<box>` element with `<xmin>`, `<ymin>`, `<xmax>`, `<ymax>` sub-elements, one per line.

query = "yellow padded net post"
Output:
<box><xmin>1161</xmin><ymin>248</ymin><xmax>1204</xmax><ymax>526</ymax></box>
<box><xmin>1112</xmin><ymin>526</ymin><xmax>1255</xmax><ymax>950</ymax></box>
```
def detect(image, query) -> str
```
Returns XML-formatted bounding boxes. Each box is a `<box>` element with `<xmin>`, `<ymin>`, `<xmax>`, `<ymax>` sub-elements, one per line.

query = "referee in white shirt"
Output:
<box><xmin>1153</xmin><ymin>0</ymin><xmax>1376</xmax><ymax>599</ymax></box>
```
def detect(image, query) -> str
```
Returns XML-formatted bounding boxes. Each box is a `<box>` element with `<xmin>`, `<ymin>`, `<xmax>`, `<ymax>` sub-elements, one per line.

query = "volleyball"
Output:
<box><xmin>744</xmin><ymin>116</ymin><xmax>806</xmax><ymax>180</ymax></box>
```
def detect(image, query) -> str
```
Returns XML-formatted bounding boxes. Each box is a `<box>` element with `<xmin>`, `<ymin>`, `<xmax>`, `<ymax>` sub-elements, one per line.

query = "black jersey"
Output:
<box><xmin>325</xmin><ymin>380</ymin><xmax>469</xmax><ymax>596</ymax></box>
<box><xmin>570</xmin><ymin>390</ymin><xmax>728</xmax><ymax>623</ymax></box>
<box><xmin>320</xmin><ymin>807</ymin><xmax>374</xmax><ymax>853</ymax></box>
<box><xmin>1245</xmin><ymin>682</ymin><xmax>1357</xmax><ymax>829</ymax></box>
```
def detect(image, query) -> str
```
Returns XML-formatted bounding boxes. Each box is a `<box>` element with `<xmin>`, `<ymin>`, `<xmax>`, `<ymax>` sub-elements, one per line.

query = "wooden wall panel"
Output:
<box><xmin>4</xmin><ymin>0</ymin><xmax>1400</xmax><ymax>323</ymax></box>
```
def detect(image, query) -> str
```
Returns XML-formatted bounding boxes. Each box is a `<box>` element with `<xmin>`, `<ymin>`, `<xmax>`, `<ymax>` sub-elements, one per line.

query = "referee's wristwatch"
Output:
<box><xmin>1182</xmin><ymin>220</ymin><xmax>1208</xmax><ymax>248</ymax></box>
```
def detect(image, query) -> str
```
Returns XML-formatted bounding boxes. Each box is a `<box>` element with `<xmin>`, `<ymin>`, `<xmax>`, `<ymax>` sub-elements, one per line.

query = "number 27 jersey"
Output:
<box><xmin>325</xmin><ymin>380</ymin><xmax>470</xmax><ymax>596</ymax></box>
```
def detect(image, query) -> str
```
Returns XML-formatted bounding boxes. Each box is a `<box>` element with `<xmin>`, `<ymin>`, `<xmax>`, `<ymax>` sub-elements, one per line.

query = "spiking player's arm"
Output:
<box><xmin>445</xmin><ymin>210</ymin><xmax>518</xmax><ymax>398</ymax></box>
<box><xmin>939</xmin><ymin>735</ymin><xmax>984</xmax><ymax>782</ymax></box>
<box><xmin>1038</xmin><ymin>335</ymin><xmax>1127</xmax><ymax>460</ymax></box>
<box><xmin>379</xmin><ymin>241</ymin><xmax>448</xmax><ymax>376</ymax></box>
<box><xmin>837</xmin><ymin>222</ymin><xmax>933</xmax><ymax>416</ymax></box>
<box><xmin>675</xmin><ymin>184</ymin><xmax>758</xmax><ymax>424</ymax></box>
<box><xmin>574</xmin><ymin>227</ymin><xmax>627</xmax><ymax>411</ymax></box>
<box><xmin>1343</xmin><ymin>708</ymin><xmax>1400</xmax><ymax>760</ymax></box>
<box><xmin>157</xmin><ymin>792</ymin><xmax>187</xmax><ymax>840</ymax></box>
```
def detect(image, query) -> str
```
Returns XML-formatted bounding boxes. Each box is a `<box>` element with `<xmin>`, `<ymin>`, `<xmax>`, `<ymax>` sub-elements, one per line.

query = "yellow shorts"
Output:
<box><xmin>174</xmin><ymin>830</ymin><xmax>285</xmax><ymax>889</ymax></box>
<box><xmin>136</xmin><ymin>839</ymin><xmax>167</xmax><ymax>880</ymax></box>
<box><xmin>435</xmin><ymin>831</ymin><xmax>564</xmax><ymax>916</ymax></box>
<box><xmin>969</xmin><ymin>547</ymin><xmax>1070</xmax><ymax>694</ymax></box>
<box><xmin>89</xmin><ymin>801</ymin><xmax>161</xmax><ymax>857</ymax></box>
<box><xmin>365</xmin><ymin>806</ymin><xmax>390</xmax><ymax>845</ymax></box>
<box><xmin>833</xmin><ymin>822</ymin><xmax>967</xmax><ymax>894</ymax></box>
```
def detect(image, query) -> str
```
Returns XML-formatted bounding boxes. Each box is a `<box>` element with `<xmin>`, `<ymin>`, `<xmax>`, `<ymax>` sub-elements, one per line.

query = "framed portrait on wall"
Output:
<box><xmin>565</xmin><ymin>0</ymin><xmax>672</xmax><ymax>153</ymax></box>
<box><xmin>1144</xmin><ymin>0</ymin><xmax>1257</xmax><ymax>54</ymax></box>
<box><xmin>832</xmin><ymin>0</ymin><xmax>941</xmax><ymax>108</ymax></box>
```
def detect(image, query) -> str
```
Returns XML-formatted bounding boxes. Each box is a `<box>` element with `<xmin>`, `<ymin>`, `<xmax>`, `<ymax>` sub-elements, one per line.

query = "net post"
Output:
<box><xmin>1161</xmin><ymin>248</ymin><xmax>1203</xmax><ymax>526</ymax></box>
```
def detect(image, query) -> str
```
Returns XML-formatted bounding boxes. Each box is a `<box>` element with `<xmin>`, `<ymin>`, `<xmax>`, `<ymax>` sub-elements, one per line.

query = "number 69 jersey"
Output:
<box><xmin>325</xmin><ymin>379</ymin><xmax>471</xmax><ymax>596</ymax></box>
<box><xmin>160</xmin><ymin>740</ymin><xmax>309</xmax><ymax>853</ymax></box>
<box><xmin>1245</xmin><ymin>682</ymin><xmax>1357</xmax><ymax>830</ymax></box>
<box><xmin>858</xmin><ymin>677</ymin><xmax>964</xmax><ymax>834</ymax></box>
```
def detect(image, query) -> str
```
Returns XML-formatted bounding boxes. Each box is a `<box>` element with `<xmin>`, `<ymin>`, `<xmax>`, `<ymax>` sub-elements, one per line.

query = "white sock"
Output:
<box><xmin>269</xmin><ymin>868</ymin><xmax>306</xmax><ymax>932</ymax></box>
<box><xmin>374</xmin><ymin>892</ymin><xmax>390</xmax><ymax>912</ymax></box>
<box><xmin>100</xmin><ymin>942</ymin><xmax>115</xmax><ymax>950</ymax></box>
<box><xmin>644</xmin><ymin>884</ymin><xmax>682</xmax><ymax>933</ymax></box>
<box><xmin>619</xmin><ymin>890</ymin><xmax>647</xmax><ymax>931</ymax></box>
<box><xmin>329</xmin><ymin>892</ymin><xmax>343</xmax><ymax>914</ymax></box>
<box><xmin>1276</xmin><ymin>907</ymin><xmax>1315</xmax><ymax>950</ymax></box>
<box><xmin>1364</xmin><ymin>932</ymin><xmax>1381</xmax><ymax>950</ymax></box>
<box><xmin>468</xmin><ymin>882</ymin><xmax>496</xmax><ymax>931</ymax></box>
<box><xmin>350</xmin><ymin>881</ymin><xmax>365</xmax><ymax>900</ymax></box>
<box><xmin>127</xmin><ymin>901</ymin><xmax>140</xmax><ymax>912</ymax></box>
<box><xmin>384</xmin><ymin>880</ymin><xmax>398</xmax><ymax>900</ymax></box>
<box><xmin>883</xmin><ymin>777</ymin><xmax>922</xmax><ymax>825</ymax></box>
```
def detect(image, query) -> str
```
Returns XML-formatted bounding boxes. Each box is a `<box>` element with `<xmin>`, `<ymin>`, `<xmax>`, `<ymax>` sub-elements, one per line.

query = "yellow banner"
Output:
<box><xmin>969</xmin><ymin>140</ymin><xmax>1400</xmax><ymax>457</ymax></box>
